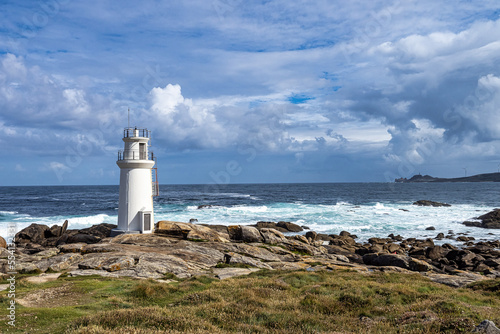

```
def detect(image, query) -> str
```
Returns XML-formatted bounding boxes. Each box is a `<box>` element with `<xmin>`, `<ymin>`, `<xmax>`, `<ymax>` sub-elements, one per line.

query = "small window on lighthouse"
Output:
<box><xmin>139</xmin><ymin>143</ymin><xmax>146</xmax><ymax>160</ymax></box>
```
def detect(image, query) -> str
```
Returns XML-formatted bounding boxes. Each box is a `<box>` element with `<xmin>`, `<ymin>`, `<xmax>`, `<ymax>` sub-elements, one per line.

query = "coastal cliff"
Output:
<box><xmin>396</xmin><ymin>172</ymin><xmax>500</xmax><ymax>183</ymax></box>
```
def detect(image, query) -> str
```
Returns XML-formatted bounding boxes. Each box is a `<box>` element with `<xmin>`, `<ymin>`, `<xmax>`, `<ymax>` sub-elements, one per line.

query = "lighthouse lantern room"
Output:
<box><xmin>111</xmin><ymin>127</ymin><xmax>158</xmax><ymax>237</ymax></box>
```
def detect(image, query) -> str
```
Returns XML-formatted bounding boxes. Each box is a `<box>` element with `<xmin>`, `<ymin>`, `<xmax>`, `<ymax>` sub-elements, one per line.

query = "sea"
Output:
<box><xmin>0</xmin><ymin>183</ymin><xmax>499</xmax><ymax>245</ymax></box>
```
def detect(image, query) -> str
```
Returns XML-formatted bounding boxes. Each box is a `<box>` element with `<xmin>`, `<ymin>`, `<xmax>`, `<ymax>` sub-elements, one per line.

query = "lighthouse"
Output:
<box><xmin>111</xmin><ymin>127</ymin><xmax>159</xmax><ymax>236</ymax></box>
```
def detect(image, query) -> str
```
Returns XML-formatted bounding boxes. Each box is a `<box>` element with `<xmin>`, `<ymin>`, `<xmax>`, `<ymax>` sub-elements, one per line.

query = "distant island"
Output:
<box><xmin>395</xmin><ymin>172</ymin><xmax>500</xmax><ymax>183</ymax></box>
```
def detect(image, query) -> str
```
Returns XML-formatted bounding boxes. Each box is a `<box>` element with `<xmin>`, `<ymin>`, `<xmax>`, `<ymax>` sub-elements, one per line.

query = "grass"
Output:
<box><xmin>0</xmin><ymin>270</ymin><xmax>499</xmax><ymax>333</ymax></box>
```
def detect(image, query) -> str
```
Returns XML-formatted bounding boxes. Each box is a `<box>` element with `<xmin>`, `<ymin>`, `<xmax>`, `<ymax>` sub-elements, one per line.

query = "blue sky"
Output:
<box><xmin>1</xmin><ymin>0</ymin><xmax>500</xmax><ymax>185</ymax></box>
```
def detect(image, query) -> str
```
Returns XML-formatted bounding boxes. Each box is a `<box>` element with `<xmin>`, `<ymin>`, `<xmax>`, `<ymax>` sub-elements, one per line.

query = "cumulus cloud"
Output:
<box><xmin>148</xmin><ymin>84</ymin><xmax>230</xmax><ymax>149</ymax></box>
<box><xmin>342</xmin><ymin>17</ymin><xmax>500</xmax><ymax>172</ymax></box>
<box><xmin>146</xmin><ymin>84</ymin><xmax>377</xmax><ymax>155</ymax></box>
<box><xmin>0</xmin><ymin>54</ymin><xmax>122</xmax><ymax>157</ymax></box>
<box><xmin>456</xmin><ymin>74</ymin><xmax>500</xmax><ymax>139</ymax></box>
<box><xmin>387</xmin><ymin>119</ymin><xmax>445</xmax><ymax>165</ymax></box>
<box><xmin>2</xmin><ymin>1</ymin><xmax>500</xmax><ymax>183</ymax></box>
<box><xmin>0</xmin><ymin>54</ymin><xmax>122</xmax><ymax>130</ymax></box>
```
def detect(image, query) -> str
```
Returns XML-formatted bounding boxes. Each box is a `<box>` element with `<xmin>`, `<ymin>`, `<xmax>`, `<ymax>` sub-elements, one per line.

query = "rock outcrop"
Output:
<box><xmin>2</xmin><ymin>221</ymin><xmax>498</xmax><ymax>288</ymax></box>
<box><xmin>14</xmin><ymin>221</ymin><xmax>115</xmax><ymax>249</ymax></box>
<box><xmin>473</xmin><ymin>320</ymin><xmax>500</xmax><ymax>333</ymax></box>
<box><xmin>413</xmin><ymin>200</ymin><xmax>451</xmax><ymax>207</ymax></box>
<box><xmin>155</xmin><ymin>221</ymin><xmax>229</xmax><ymax>242</ymax></box>
<box><xmin>464</xmin><ymin>209</ymin><xmax>500</xmax><ymax>229</ymax></box>
<box><xmin>0</xmin><ymin>236</ymin><xmax>6</xmax><ymax>249</ymax></box>
<box><xmin>253</xmin><ymin>221</ymin><xmax>303</xmax><ymax>233</ymax></box>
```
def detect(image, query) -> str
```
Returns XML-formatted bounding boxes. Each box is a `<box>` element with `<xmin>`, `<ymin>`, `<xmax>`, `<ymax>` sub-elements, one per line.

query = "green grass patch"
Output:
<box><xmin>0</xmin><ymin>271</ymin><xmax>499</xmax><ymax>333</ymax></box>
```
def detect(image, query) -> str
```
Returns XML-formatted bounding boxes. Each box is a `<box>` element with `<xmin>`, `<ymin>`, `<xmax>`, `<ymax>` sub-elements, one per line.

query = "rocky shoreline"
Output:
<box><xmin>1</xmin><ymin>207</ymin><xmax>499</xmax><ymax>288</ymax></box>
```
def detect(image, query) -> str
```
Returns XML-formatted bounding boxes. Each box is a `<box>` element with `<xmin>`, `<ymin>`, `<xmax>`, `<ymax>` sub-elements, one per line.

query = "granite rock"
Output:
<box><xmin>413</xmin><ymin>200</ymin><xmax>451</xmax><ymax>207</ymax></box>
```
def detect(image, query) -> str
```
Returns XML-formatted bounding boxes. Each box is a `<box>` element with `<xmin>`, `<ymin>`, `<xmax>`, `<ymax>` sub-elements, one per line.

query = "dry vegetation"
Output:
<box><xmin>1</xmin><ymin>269</ymin><xmax>499</xmax><ymax>333</ymax></box>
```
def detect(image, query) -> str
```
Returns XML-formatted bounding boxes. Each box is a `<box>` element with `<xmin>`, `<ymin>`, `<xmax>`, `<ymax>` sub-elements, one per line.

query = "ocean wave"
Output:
<box><xmin>227</xmin><ymin>205</ymin><xmax>269</xmax><ymax>213</ymax></box>
<box><xmin>68</xmin><ymin>214</ymin><xmax>113</xmax><ymax>230</ymax></box>
<box><xmin>1</xmin><ymin>196</ymin><xmax>495</xmax><ymax>245</ymax></box>
<box><xmin>335</xmin><ymin>201</ymin><xmax>352</xmax><ymax>206</ymax></box>
<box><xmin>203</xmin><ymin>192</ymin><xmax>260</xmax><ymax>200</ymax></box>
<box><xmin>0</xmin><ymin>211</ymin><xmax>18</xmax><ymax>216</ymax></box>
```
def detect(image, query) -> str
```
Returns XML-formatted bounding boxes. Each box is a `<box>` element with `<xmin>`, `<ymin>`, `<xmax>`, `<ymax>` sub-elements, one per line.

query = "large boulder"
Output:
<box><xmin>368</xmin><ymin>237</ymin><xmax>391</xmax><ymax>244</ymax></box>
<box><xmin>0</xmin><ymin>236</ymin><xmax>6</xmax><ymax>249</ymax></box>
<box><xmin>47</xmin><ymin>220</ymin><xmax>69</xmax><ymax>238</ymax></box>
<box><xmin>464</xmin><ymin>209</ymin><xmax>500</xmax><ymax>229</ymax></box>
<box><xmin>185</xmin><ymin>226</ymin><xmax>229</xmax><ymax>243</ymax></box>
<box><xmin>240</xmin><ymin>226</ymin><xmax>263</xmax><ymax>243</ymax></box>
<box><xmin>413</xmin><ymin>200</ymin><xmax>451</xmax><ymax>207</ymax></box>
<box><xmin>305</xmin><ymin>231</ymin><xmax>317</xmax><ymax>241</ymax></box>
<box><xmin>254</xmin><ymin>221</ymin><xmax>303</xmax><ymax>233</ymax></box>
<box><xmin>200</xmin><ymin>225</ymin><xmax>231</xmax><ymax>240</ymax></box>
<box><xmin>15</xmin><ymin>224</ymin><xmax>50</xmax><ymax>245</ymax></box>
<box><xmin>155</xmin><ymin>221</ymin><xmax>190</xmax><ymax>238</ymax></box>
<box><xmin>363</xmin><ymin>253</ymin><xmax>411</xmax><ymax>269</ymax></box>
<box><xmin>409</xmin><ymin>258</ymin><xmax>433</xmax><ymax>272</ymax></box>
<box><xmin>67</xmin><ymin>234</ymin><xmax>101</xmax><ymax>244</ymax></box>
<box><xmin>227</xmin><ymin>225</ymin><xmax>242</xmax><ymax>240</ymax></box>
<box><xmin>78</xmin><ymin>223</ymin><xmax>117</xmax><ymax>239</ymax></box>
<box><xmin>16</xmin><ymin>222</ymin><xmax>116</xmax><ymax>247</ymax></box>
<box><xmin>254</xmin><ymin>221</ymin><xmax>288</xmax><ymax>233</ymax></box>
<box><xmin>425</xmin><ymin>245</ymin><xmax>449</xmax><ymax>261</ymax></box>
<box><xmin>276</xmin><ymin>221</ymin><xmax>303</xmax><ymax>232</ymax></box>
<box><xmin>259</xmin><ymin>228</ymin><xmax>288</xmax><ymax>244</ymax></box>
<box><xmin>284</xmin><ymin>239</ymin><xmax>326</xmax><ymax>256</ymax></box>
<box><xmin>155</xmin><ymin>221</ymin><xmax>229</xmax><ymax>242</ymax></box>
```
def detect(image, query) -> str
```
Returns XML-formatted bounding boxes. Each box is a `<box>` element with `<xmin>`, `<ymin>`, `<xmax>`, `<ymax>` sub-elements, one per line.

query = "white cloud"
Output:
<box><xmin>457</xmin><ymin>74</ymin><xmax>500</xmax><ymax>139</ymax></box>
<box><xmin>148</xmin><ymin>84</ymin><xmax>228</xmax><ymax>149</ymax></box>
<box><xmin>15</xmin><ymin>164</ymin><xmax>26</xmax><ymax>172</ymax></box>
<box><xmin>146</xmin><ymin>84</ymin><xmax>387</xmax><ymax>154</ymax></box>
<box><xmin>47</xmin><ymin>161</ymin><xmax>71</xmax><ymax>173</ymax></box>
<box><xmin>387</xmin><ymin>119</ymin><xmax>445</xmax><ymax>165</ymax></box>
<box><xmin>2</xmin><ymin>1</ymin><xmax>500</xmax><ymax>183</ymax></box>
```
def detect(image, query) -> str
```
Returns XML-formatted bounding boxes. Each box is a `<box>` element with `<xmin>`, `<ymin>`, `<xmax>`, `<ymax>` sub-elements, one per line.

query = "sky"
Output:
<box><xmin>1</xmin><ymin>0</ymin><xmax>500</xmax><ymax>186</ymax></box>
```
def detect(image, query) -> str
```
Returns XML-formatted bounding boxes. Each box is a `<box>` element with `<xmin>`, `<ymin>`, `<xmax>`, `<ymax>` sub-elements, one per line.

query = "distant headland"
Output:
<box><xmin>395</xmin><ymin>172</ymin><xmax>500</xmax><ymax>183</ymax></box>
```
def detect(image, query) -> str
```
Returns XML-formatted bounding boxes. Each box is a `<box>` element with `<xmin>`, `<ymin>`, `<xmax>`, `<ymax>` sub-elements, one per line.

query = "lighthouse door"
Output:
<box><xmin>140</xmin><ymin>211</ymin><xmax>152</xmax><ymax>232</ymax></box>
<box><xmin>143</xmin><ymin>213</ymin><xmax>151</xmax><ymax>231</ymax></box>
<box><xmin>139</xmin><ymin>143</ymin><xmax>146</xmax><ymax>160</ymax></box>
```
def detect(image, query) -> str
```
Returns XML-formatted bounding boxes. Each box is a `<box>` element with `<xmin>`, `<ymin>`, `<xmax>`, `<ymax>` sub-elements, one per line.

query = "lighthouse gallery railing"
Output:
<box><xmin>123</xmin><ymin>127</ymin><xmax>151</xmax><ymax>138</ymax></box>
<box><xmin>117</xmin><ymin>150</ymin><xmax>155</xmax><ymax>161</ymax></box>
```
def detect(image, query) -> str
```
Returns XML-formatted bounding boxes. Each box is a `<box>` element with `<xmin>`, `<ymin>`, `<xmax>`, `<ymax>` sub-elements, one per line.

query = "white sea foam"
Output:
<box><xmin>226</xmin><ymin>205</ymin><xmax>268</xmax><ymax>213</ymax></box>
<box><xmin>0</xmin><ymin>211</ymin><xmax>18</xmax><ymax>215</ymax></box>
<box><xmin>67</xmin><ymin>214</ymin><xmax>114</xmax><ymax>230</ymax></box>
<box><xmin>1</xmin><ymin>200</ymin><xmax>498</xmax><ymax>247</ymax></box>
<box><xmin>154</xmin><ymin>201</ymin><xmax>499</xmax><ymax>245</ymax></box>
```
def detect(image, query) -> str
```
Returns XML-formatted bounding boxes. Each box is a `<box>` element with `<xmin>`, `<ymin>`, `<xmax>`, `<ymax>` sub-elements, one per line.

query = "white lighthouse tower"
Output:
<box><xmin>111</xmin><ymin>127</ymin><xmax>159</xmax><ymax>236</ymax></box>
